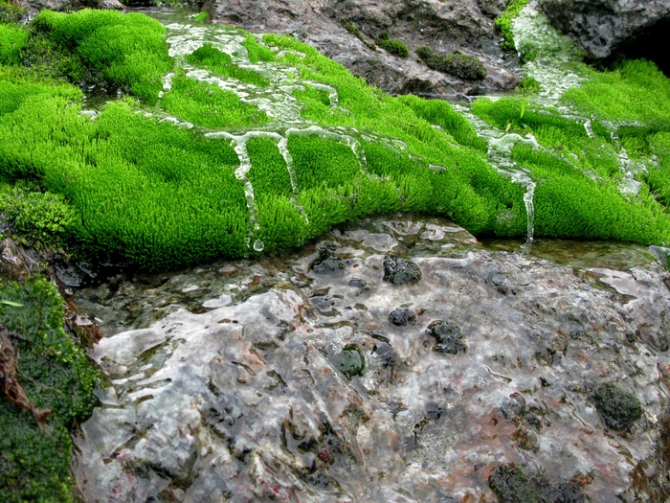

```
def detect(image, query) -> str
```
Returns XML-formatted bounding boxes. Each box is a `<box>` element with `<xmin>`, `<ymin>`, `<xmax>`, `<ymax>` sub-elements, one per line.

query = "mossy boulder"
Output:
<box><xmin>416</xmin><ymin>46</ymin><xmax>487</xmax><ymax>80</ymax></box>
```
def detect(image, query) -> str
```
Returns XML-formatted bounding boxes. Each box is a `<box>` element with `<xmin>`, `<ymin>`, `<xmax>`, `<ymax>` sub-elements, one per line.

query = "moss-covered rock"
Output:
<box><xmin>416</xmin><ymin>46</ymin><xmax>487</xmax><ymax>80</ymax></box>
<box><xmin>0</xmin><ymin>277</ymin><xmax>98</xmax><ymax>502</ymax></box>
<box><xmin>375</xmin><ymin>33</ymin><xmax>409</xmax><ymax>58</ymax></box>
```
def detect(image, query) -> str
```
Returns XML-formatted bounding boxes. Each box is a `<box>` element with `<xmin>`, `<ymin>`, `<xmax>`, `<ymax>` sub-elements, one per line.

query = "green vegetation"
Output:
<box><xmin>416</xmin><ymin>46</ymin><xmax>487</xmax><ymax>80</ymax></box>
<box><xmin>186</xmin><ymin>43</ymin><xmax>270</xmax><ymax>87</ymax></box>
<box><xmin>516</xmin><ymin>75</ymin><xmax>541</xmax><ymax>94</ymax></box>
<box><xmin>472</xmin><ymin>93</ymin><xmax>670</xmax><ymax>244</ymax></box>
<box><xmin>495</xmin><ymin>0</ymin><xmax>532</xmax><ymax>50</ymax></box>
<box><xmin>161</xmin><ymin>71</ymin><xmax>271</xmax><ymax>127</ymax></box>
<box><xmin>592</xmin><ymin>383</ymin><xmax>643</xmax><ymax>431</ymax></box>
<box><xmin>0</xmin><ymin>8</ymin><xmax>669</xmax><ymax>271</ymax></box>
<box><xmin>0</xmin><ymin>0</ymin><xmax>22</xmax><ymax>24</ymax></box>
<box><xmin>0</xmin><ymin>277</ymin><xmax>99</xmax><ymax>502</ymax></box>
<box><xmin>0</xmin><ymin>182</ymin><xmax>77</xmax><ymax>251</ymax></box>
<box><xmin>375</xmin><ymin>33</ymin><xmax>409</xmax><ymax>58</ymax></box>
<box><xmin>31</xmin><ymin>9</ymin><xmax>172</xmax><ymax>103</ymax></box>
<box><xmin>0</xmin><ymin>23</ymin><xmax>27</xmax><ymax>65</ymax></box>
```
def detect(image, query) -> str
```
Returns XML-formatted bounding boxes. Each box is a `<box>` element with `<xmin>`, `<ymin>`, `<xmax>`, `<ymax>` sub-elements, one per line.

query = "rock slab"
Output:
<box><xmin>539</xmin><ymin>0</ymin><xmax>670</xmax><ymax>60</ymax></box>
<box><xmin>204</xmin><ymin>0</ymin><xmax>520</xmax><ymax>98</ymax></box>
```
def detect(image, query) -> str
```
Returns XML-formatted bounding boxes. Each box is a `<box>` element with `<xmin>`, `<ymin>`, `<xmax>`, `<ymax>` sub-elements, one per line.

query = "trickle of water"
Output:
<box><xmin>455</xmin><ymin>104</ymin><xmax>538</xmax><ymax>243</ymax></box>
<box><xmin>512</xmin><ymin>0</ymin><xmax>584</xmax><ymax>102</ymax></box>
<box><xmin>286</xmin><ymin>125</ymin><xmax>368</xmax><ymax>167</ymax></box>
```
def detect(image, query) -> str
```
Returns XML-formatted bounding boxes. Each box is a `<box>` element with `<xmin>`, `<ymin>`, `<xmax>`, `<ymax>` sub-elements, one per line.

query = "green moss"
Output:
<box><xmin>32</xmin><ymin>9</ymin><xmax>172</xmax><ymax>104</ymax></box>
<box><xmin>0</xmin><ymin>182</ymin><xmax>76</xmax><ymax>251</ymax></box>
<box><xmin>0</xmin><ymin>0</ymin><xmax>23</xmax><ymax>25</ymax></box>
<box><xmin>516</xmin><ymin>75</ymin><xmax>541</xmax><ymax>94</ymax></box>
<box><xmin>243</xmin><ymin>33</ymin><xmax>275</xmax><ymax>63</ymax></box>
<box><xmin>592</xmin><ymin>384</ymin><xmax>643</xmax><ymax>431</ymax></box>
<box><xmin>562</xmin><ymin>60</ymin><xmax>670</xmax><ymax>124</ymax></box>
<box><xmin>4</xmin><ymin>13</ymin><xmax>669</xmax><ymax>270</ymax></box>
<box><xmin>375</xmin><ymin>34</ymin><xmax>409</xmax><ymax>58</ymax></box>
<box><xmin>0</xmin><ymin>24</ymin><xmax>27</xmax><ymax>65</ymax></box>
<box><xmin>416</xmin><ymin>46</ymin><xmax>487</xmax><ymax>80</ymax></box>
<box><xmin>186</xmin><ymin>43</ymin><xmax>270</xmax><ymax>87</ymax></box>
<box><xmin>495</xmin><ymin>0</ymin><xmax>531</xmax><ymax>51</ymax></box>
<box><xmin>398</xmin><ymin>94</ymin><xmax>487</xmax><ymax>151</ymax></box>
<box><xmin>161</xmin><ymin>72</ymin><xmax>271</xmax><ymax>128</ymax></box>
<box><xmin>0</xmin><ymin>277</ymin><xmax>98</xmax><ymax>502</ymax></box>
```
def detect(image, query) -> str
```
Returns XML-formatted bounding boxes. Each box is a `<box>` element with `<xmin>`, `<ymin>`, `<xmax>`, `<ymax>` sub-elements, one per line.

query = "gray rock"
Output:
<box><xmin>203</xmin><ymin>0</ymin><xmax>520</xmax><ymax>98</ymax></box>
<box><xmin>21</xmin><ymin>0</ymin><xmax>123</xmax><ymax>15</ymax></box>
<box><xmin>71</xmin><ymin>215</ymin><xmax>670</xmax><ymax>502</ymax></box>
<box><xmin>539</xmin><ymin>0</ymin><xmax>670</xmax><ymax>60</ymax></box>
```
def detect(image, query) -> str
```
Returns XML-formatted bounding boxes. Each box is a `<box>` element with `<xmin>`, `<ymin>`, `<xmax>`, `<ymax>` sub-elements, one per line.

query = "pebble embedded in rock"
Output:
<box><xmin>388</xmin><ymin>307</ymin><xmax>417</xmax><ymax>326</ymax></box>
<box><xmin>383</xmin><ymin>255</ymin><xmax>422</xmax><ymax>285</ymax></box>
<box><xmin>330</xmin><ymin>344</ymin><xmax>366</xmax><ymax>379</ymax></box>
<box><xmin>426</xmin><ymin>320</ymin><xmax>467</xmax><ymax>354</ymax></box>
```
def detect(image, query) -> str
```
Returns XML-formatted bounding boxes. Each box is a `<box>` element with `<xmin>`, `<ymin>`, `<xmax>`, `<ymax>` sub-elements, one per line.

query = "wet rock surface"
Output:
<box><xmin>72</xmin><ymin>215</ymin><xmax>670</xmax><ymax>502</ymax></box>
<box><xmin>203</xmin><ymin>0</ymin><xmax>520</xmax><ymax>98</ymax></box>
<box><xmin>539</xmin><ymin>0</ymin><xmax>670</xmax><ymax>63</ymax></box>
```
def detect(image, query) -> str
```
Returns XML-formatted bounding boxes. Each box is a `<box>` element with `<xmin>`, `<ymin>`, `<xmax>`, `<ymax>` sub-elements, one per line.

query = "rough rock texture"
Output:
<box><xmin>203</xmin><ymin>0</ymin><xmax>520</xmax><ymax>99</ymax></box>
<box><xmin>19</xmin><ymin>0</ymin><xmax>123</xmax><ymax>15</ymax></box>
<box><xmin>72</xmin><ymin>216</ymin><xmax>670</xmax><ymax>502</ymax></box>
<box><xmin>539</xmin><ymin>0</ymin><xmax>670</xmax><ymax>61</ymax></box>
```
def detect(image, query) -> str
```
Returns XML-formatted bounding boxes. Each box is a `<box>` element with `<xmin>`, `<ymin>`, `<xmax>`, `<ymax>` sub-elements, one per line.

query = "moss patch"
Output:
<box><xmin>0</xmin><ymin>277</ymin><xmax>98</xmax><ymax>502</ymax></box>
<box><xmin>375</xmin><ymin>33</ymin><xmax>409</xmax><ymax>58</ymax></box>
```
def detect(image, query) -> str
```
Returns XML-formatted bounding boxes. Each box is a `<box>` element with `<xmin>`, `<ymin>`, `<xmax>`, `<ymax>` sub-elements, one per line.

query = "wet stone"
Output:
<box><xmin>388</xmin><ymin>307</ymin><xmax>417</xmax><ymax>326</ymax></box>
<box><xmin>330</xmin><ymin>344</ymin><xmax>365</xmax><ymax>380</ymax></box>
<box><xmin>426</xmin><ymin>320</ymin><xmax>467</xmax><ymax>354</ymax></box>
<box><xmin>382</xmin><ymin>255</ymin><xmax>422</xmax><ymax>285</ymax></box>
<box><xmin>487</xmin><ymin>271</ymin><xmax>518</xmax><ymax>295</ymax></box>
<box><xmin>592</xmin><ymin>383</ymin><xmax>643</xmax><ymax>431</ymax></box>
<box><xmin>311</xmin><ymin>245</ymin><xmax>350</xmax><ymax>274</ymax></box>
<box><xmin>372</xmin><ymin>341</ymin><xmax>397</xmax><ymax>367</ymax></box>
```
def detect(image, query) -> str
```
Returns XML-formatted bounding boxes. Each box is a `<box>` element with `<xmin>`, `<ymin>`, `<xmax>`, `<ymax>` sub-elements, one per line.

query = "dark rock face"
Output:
<box><xmin>204</xmin><ymin>0</ymin><xmax>520</xmax><ymax>98</ymax></box>
<box><xmin>539</xmin><ymin>0</ymin><xmax>670</xmax><ymax>66</ymax></box>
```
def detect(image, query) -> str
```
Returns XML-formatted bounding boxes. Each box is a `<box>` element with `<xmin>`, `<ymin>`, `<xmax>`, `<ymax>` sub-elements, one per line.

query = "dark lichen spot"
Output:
<box><xmin>426</xmin><ymin>320</ymin><xmax>467</xmax><ymax>354</ymax></box>
<box><xmin>388</xmin><ymin>307</ymin><xmax>417</xmax><ymax>326</ymax></box>
<box><xmin>489</xmin><ymin>464</ymin><xmax>539</xmax><ymax>503</ymax></box>
<box><xmin>330</xmin><ymin>344</ymin><xmax>365</xmax><ymax>379</ymax></box>
<box><xmin>383</xmin><ymin>255</ymin><xmax>422</xmax><ymax>285</ymax></box>
<box><xmin>489</xmin><ymin>464</ymin><xmax>586</xmax><ymax>503</ymax></box>
<box><xmin>592</xmin><ymin>383</ymin><xmax>643</xmax><ymax>431</ymax></box>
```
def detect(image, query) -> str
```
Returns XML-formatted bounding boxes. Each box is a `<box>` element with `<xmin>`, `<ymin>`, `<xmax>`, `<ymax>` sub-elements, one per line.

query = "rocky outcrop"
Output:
<box><xmin>539</xmin><ymin>0</ymin><xmax>670</xmax><ymax>63</ymax></box>
<box><xmin>72</xmin><ymin>215</ymin><xmax>670</xmax><ymax>502</ymax></box>
<box><xmin>204</xmin><ymin>0</ymin><xmax>520</xmax><ymax>99</ymax></box>
<box><xmin>19</xmin><ymin>0</ymin><xmax>123</xmax><ymax>15</ymax></box>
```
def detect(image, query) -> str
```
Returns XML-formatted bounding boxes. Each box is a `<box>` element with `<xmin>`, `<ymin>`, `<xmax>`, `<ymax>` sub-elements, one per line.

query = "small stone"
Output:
<box><xmin>388</xmin><ymin>307</ymin><xmax>417</xmax><ymax>326</ymax></box>
<box><xmin>383</xmin><ymin>255</ymin><xmax>422</xmax><ymax>285</ymax></box>
<box><xmin>330</xmin><ymin>344</ymin><xmax>365</xmax><ymax>379</ymax></box>
<box><xmin>425</xmin><ymin>320</ymin><xmax>467</xmax><ymax>354</ymax></box>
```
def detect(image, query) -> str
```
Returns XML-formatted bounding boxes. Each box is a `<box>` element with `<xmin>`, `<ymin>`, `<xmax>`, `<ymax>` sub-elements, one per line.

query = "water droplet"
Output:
<box><xmin>253</xmin><ymin>239</ymin><xmax>265</xmax><ymax>252</ymax></box>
